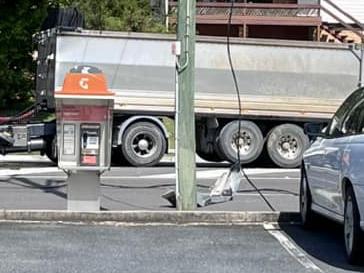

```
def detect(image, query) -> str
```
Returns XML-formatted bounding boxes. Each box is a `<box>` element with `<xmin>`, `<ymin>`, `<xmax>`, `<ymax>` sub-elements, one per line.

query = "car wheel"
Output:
<box><xmin>267</xmin><ymin>124</ymin><xmax>309</xmax><ymax>168</ymax></box>
<box><xmin>300</xmin><ymin>165</ymin><xmax>317</xmax><ymax>228</ymax></box>
<box><xmin>344</xmin><ymin>186</ymin><xmax>364</xmax><ymax>264</ymax></box>
<box><xmin>218</xmin><ymin>120</ymin><xmax>264</xmax><ymax>164</ymax></box>
<box><xmin>122</xmin><ymin>122</ymin><xmax>166</xmax><ymax>167</ymax></box>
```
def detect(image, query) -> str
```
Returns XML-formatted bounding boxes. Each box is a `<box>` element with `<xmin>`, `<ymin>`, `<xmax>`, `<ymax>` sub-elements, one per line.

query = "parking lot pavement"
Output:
<box><xmin>281</xmin><ymin>222</ymin><xmax>364</xmax><ymax>273</ymax></box>
<box><xmin>1</xmin><ymin>155</ymin><xmax>364</xmax><ymax>272</ymax></box>
<box><xmin>0</xmin><ymin>155</ymin><xmax>299</xmax><ymax>211</ymax></box>
<box><xmin>0</xmin><ymin>222</ymin><xmax>362</xmax><ymax>273</ymax></box>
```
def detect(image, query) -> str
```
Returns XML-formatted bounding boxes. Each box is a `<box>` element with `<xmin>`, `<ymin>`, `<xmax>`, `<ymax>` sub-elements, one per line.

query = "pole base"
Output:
<box><xmin>161</xmin><ymin>190</ymin><xmax>212</xmax><ymax>207</ymax></box>
<box><xmin>67</xmin><ymin>171</ymin><xmax>100</xmax><ymax>211</ymax></box>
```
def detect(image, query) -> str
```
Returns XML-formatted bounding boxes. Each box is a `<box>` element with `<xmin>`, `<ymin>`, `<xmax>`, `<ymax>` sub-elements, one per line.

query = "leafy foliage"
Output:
<box><xmin>0</xmin><ymin>0</ymin><xmax>53</xmax><ymax>110</ymax></box>
<box><xmin>0</xmin><ymin>0</ymin><xmax>166</xmax><ymax>112</ymax></box>
<box><xmin>59</xmin><ymin>0</ymin><xmax>166</xmax><ymax>32</ymax></box>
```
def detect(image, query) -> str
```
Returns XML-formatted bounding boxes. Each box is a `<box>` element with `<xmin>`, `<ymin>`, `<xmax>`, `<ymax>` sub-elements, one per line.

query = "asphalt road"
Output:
<box><xmin>0</xmin><ymin>155</ymin><xmax>299</xmax><ymax>211</ymax></box>
<box><xmin>0</xmin><ymin>155</ymin><xmax>364</xmax><ymax>272</ymax></box>
<box><xmin>0</xmin><ymin>222</ymin><xmax>363</xmax><ymax>273</ymax></box>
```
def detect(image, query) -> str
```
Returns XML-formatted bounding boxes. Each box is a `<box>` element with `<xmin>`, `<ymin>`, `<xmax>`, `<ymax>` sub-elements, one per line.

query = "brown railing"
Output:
<box><xmin>169</xmin><ymin>1</ymin><xmax>321</xmax><ymax>25</ymax></box>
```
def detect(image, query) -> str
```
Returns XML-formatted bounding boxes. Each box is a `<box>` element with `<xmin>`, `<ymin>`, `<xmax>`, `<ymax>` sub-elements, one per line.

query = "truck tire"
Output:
<box><xmin>45</xmin><ymin>136</ymin><xmax>57</xmax><ymax>164</ymax></box>
<box><xmin>121</xmin><ymin>122</ymin><xmax>166</xmax><ymax>167</ymax></box>
<box><xmin>267</xmin><ymin>124</ymin><xmax>309</xmax><ymax>168</ymax></box>
<box><xmin>218</xmin><ymin>120</ymin><xmax>264</xmax><ymax>164</ymax></box>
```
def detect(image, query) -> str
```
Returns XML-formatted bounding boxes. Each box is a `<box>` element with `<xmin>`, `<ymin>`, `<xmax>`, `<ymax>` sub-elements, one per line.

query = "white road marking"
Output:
<box><xmin>0</xmin><ymin>155</ymin><xmax>51</xmax><ymax>163</ymax></box>
<box><xmin>138</xmin><ymin>169</ymin><xmax>298</xmax><ymax>179</ymax></box>
<box><xmin>0</xmin><ymin>173</ymin><xmax>298</xmax><ymax>180</ymax></box>
<box><xmin>0</xmin><ymin>155</ymin><xmax>299</xmax><ymax>179</ymax></box>
<box><xmin>263</xmin><ymin>223</ymin><xmax>323</xmax><ymax>272</ymax></box>
<box><xmin>109</xmin><ymin>176</ymin><xmax>298</xmax><ymax>180</ymax></box>
<box><xmin>0</xmin><ymin>166</ymin><xmax>298</xmax><ymax>179</ymax></box>
<box><xmin>0</xmin><ymin>155</ymin><xmax>298</xmax><ymax>173</ymax></box>
<box><xmin>4</xmin><ymin>175</ymin><xmax>297</xmax><ymax>181</ymax></box>
<box><xmin>0</xmin><ymin>167</ymin><xmax>60</xmax><ymax>177</ymax></box>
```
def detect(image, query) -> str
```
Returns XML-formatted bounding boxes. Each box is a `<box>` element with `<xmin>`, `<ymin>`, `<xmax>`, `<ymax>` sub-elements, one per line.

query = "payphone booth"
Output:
<box><xmin>55</xmin><ymin>66</ymin><xmax>114</xmax><ymax>211</ymax></box>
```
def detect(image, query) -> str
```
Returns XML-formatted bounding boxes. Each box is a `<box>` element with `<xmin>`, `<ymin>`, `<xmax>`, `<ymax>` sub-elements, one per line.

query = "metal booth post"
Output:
<box><xmin>55</xmin><ymin>66</ymin><xmax>114</xmax><ymax>211</ymax></box>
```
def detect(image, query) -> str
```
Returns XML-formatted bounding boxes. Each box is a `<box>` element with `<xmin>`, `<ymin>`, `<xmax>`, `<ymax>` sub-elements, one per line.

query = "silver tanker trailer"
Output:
<box><xmin>1</xmin><ymin>28</ymin><xmax>362</xmax><ymax>168</ymax></box>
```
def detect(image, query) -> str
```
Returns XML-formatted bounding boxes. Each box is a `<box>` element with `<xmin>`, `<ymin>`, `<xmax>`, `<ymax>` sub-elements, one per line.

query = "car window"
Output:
<box><xmin>327</xmin><ymin>88</ymin><xmax>364</xmax><ymax>137</ymax></box>
<box><xmin>342</xmin><ymin>100</ymin><xmax>364</xmax><ymax>135</ymax></box>
<box><xmin>328</xmin><ymin>116</ymin><xmax>341</xmax><ymax>136</ymax></box>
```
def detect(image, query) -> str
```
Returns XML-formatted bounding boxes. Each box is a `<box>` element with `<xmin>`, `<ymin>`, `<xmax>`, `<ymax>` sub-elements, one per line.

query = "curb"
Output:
<box><xmin>0</xmin><ymin>210</ymin><xmax>300</xmax><ymax>225</ymax></box>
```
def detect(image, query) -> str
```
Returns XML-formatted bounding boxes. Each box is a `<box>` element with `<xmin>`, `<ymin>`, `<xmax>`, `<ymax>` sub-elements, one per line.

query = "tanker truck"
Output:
<box><xmin>0</xmin><ymin>28</ymin><xmax>362</xmax><ymax>168</ymax></box>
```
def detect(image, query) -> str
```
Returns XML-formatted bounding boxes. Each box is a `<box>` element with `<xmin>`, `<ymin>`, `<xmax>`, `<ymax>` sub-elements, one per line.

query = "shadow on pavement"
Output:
<box><xmin>4</xmin><ymin>176</ymin><xmax>109</xmax><ymax>210</ymax></box>
<box><xmin>280</xmin><ymin>220</ymin><xmax>364</xmax><ymax>272</ymax></box>
<box><xmin>10</xmin><ymin>177</ymin><xmax>67</xmax><ymax>199</ymax></box>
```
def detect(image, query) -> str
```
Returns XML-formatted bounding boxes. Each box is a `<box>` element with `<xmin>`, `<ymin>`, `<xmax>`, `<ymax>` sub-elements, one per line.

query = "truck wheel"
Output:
<box><xmin>218</xmin><ymin>120</ymin><xmax>264</xmax><ymax>164</ymax></box>
<box><xmin>267</xmin><ymin>124</ymin><xmax>309</xmax><ymax>168</ymax></box>
<box><xmin>122</xmin><ymin>122</ymin><xmax>166</xmax><ymax>167</ymax></box>
<box><xmin>45</xmin><ymin>136</ymin><xmax>57</xmax><ymax>164</ymax></box>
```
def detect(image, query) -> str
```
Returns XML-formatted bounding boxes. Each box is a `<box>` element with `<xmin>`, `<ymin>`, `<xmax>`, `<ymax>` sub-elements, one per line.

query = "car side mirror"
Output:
<box><xmin>304</xmin><ymin>123</ymin><xmax>326</xmax><ymax>138</ymax></box>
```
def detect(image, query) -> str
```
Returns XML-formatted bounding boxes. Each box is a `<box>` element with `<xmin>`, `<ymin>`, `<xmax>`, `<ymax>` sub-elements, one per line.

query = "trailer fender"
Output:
<box><xmin>117</xmin><ymin>116</ymin><xmax>169</xmax><ymax>147</ymax></box>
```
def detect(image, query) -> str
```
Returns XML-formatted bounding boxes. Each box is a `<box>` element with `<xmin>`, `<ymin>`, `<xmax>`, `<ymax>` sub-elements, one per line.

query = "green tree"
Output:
<box><xmin>60</xmin><ymin>0</ymin><xmax>166</xmax><ymax>32</ymax></box>
<box><xmin>0</xmin><ymin>0</ymin><xmax>166</xmax><ymax>112</ymax></box>
<box><xmin>0</xmin><ymin>0</ymin><xmax>54</xmax><ymax>111</ymax></box>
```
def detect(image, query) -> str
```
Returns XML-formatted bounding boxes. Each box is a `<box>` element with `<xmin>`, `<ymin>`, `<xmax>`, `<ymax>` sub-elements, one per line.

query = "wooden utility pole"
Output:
<box><xmin>175</xmin><ymin>0</ymin><xmax>197</xmax><ymax>210</ymax></box>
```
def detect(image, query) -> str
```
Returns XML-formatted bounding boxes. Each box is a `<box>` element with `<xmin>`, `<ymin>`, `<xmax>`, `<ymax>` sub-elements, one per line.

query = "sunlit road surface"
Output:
<box><xmin>0</xmin><ymin>155</ymin><xmax>299</xmax><ymax>211</ymax></box>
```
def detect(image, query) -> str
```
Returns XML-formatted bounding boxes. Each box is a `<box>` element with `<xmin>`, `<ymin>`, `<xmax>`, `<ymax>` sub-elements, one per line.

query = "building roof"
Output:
<box><xmin>321</xmin><ymin>0</ymin><xmax>364</xmax><ymax>24</ymax></box>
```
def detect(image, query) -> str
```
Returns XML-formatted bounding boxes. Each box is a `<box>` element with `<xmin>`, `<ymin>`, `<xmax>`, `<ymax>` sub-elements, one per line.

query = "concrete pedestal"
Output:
<box><xmin>67</xmin><ymin>171</ymin><xmax>100</xmax><ymax>211</ymax></box>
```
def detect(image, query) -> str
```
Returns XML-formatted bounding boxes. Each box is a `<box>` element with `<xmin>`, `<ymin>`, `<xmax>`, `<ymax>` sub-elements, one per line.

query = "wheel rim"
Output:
<box><xmin>131</xmin><ymin>133</ymin><xmax>157</xmax><ymax>158</ymax></box>
<box><xmin>276</xmin><ymin>134</ymin><xmax>301</xmax><ymax>160</ymax></box>
<box><xmin>231</xmin><ymin>130</ymin><xmax>254</xmax><ymax>156</ymax></box>
<box><xmin>345</xmin><ymin>196</ymin><xmax>355</xmax><ymax>254</ymax></box>
<box><xmin>300</xmin><ymin>175</ymin><xmax>308</xmax><ymax>223</ymax></box>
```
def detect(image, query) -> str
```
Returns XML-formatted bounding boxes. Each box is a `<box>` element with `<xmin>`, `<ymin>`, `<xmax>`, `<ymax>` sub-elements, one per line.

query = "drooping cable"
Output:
<box><xmin>226</xmin><ymin>0</ymin><xmax>275</xmax><ymax>211</ymax></box>
<box><xmin>226</xmin><ymin>0</ymin><xmax>242</xmax><ymax>165</ymax></box>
